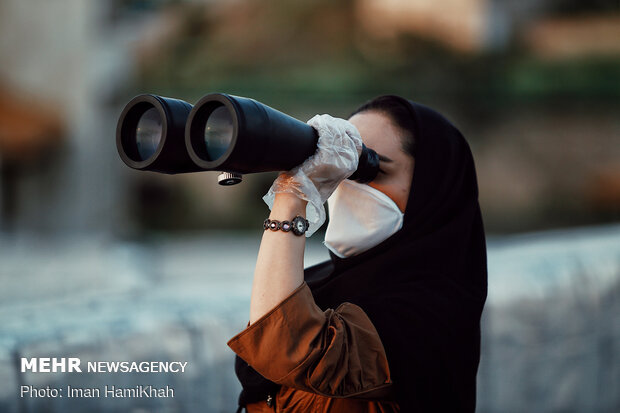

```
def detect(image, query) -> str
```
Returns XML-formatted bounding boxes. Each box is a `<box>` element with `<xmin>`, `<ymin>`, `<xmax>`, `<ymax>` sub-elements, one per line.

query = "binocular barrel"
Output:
<box><xmin>186</xmin><ymin>93</ymin><xmax>320</xmax><ymax>174</ymax></box>
<box><xmin>116</xmin><ymin>93</ymin><xmax>379</xmax><ymax>184</ymax></box>
<box><xmin>116</xmin><ymin>94</ymin><xmax>199</xmax><ymax>173</ymax></box>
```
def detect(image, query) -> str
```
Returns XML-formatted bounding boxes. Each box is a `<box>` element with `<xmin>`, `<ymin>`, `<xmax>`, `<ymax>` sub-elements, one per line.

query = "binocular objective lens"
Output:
<box><xmin>135</xmin><ymin>108</ymin><xmax>163</xmax><ymax>161</ymax></box>
<box><xmin>204</xmin><ymin>106</ymin><xmax>233</xmax><ymax>161</ymax></box>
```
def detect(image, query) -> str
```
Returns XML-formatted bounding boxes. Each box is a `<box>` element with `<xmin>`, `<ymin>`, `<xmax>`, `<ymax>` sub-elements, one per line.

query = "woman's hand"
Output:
<box><xmin>263</xmin><ymin>114</ymin><xmax>363</xmax><ymax>236</ymax></box>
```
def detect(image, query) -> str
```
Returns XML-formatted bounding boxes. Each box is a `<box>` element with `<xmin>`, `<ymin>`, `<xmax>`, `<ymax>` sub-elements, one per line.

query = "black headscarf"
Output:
<box><xmin>235</xmin><ymin>97</ymin><xmax>487</xmax><ymax>412</ymax></box>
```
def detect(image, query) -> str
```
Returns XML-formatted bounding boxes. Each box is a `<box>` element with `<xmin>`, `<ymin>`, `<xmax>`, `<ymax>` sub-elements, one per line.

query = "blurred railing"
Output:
<box><xmin>0</xmin><ymin>224</ymin><xmax>619</xmax><ymax>412</ymax></box>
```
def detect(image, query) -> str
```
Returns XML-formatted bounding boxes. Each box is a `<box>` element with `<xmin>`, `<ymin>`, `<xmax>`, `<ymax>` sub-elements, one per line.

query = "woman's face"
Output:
<box><xmin>348</xmin><ymin>111</ymin><xmax>415</xmax><ymax>212</ymax></box>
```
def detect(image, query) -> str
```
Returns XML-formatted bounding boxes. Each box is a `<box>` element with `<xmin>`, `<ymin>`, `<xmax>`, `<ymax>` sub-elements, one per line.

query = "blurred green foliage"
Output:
<box><xmin>122</xmin><ymin>0</ymin><xmax>620</xmax><ymax>235</ymax></box>
<box><xmin>134</xmin><ymin>1</ymin><xmax>620</xmax><ymax>108</ymax></box>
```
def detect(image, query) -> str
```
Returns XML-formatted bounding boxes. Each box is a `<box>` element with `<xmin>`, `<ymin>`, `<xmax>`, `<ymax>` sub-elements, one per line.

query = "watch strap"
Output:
<box><xmin>263</xmin><ymin>215</ymin><xmax>308</xmax><ymax>236</ymax></box>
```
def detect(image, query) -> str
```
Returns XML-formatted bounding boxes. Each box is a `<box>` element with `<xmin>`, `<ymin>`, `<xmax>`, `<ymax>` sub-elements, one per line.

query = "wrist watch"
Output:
<box><xmin>263</xmin><ymin>215</ymin><xmax>309</xmax><ymax>236</ymax></box>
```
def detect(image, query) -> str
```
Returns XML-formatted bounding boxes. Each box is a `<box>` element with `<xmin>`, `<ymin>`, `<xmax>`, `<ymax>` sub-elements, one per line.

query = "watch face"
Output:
<box><xmin>291</xmin><ymin>216</ymin><xmax>308</xmax><ymax>235</ymax></box>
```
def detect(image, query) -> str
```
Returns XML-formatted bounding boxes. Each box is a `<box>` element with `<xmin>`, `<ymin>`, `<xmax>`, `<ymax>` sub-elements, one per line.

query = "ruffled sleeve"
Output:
<box><xmin>227</xmin><ymin>282</ymin><xmax>392</xmax><ymax>398</ymax></box>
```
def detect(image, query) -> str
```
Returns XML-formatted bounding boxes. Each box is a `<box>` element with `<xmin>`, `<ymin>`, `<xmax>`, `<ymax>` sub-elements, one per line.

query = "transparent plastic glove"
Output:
<box><xmin>263</xmin><ymin>114</ymin><xmax>363</xmax><ymax>236</ymax></box>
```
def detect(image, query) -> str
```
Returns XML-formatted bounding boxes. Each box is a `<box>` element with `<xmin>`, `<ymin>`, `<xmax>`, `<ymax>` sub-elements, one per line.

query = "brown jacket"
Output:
<box><xmin>228</xmin><ymin>282</ymin><xmax>400</xmax><ymax>412</ymax></box>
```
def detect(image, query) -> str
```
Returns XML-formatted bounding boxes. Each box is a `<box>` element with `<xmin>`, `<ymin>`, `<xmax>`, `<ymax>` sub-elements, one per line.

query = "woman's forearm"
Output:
<box><xmin>250</xmin><ymin>193</ymin><xmax>307</xmax><ymax>324</ymax></box>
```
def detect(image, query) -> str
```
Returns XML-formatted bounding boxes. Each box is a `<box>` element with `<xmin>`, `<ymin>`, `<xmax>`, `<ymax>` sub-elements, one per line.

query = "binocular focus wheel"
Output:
<box><xmin>217</xmin><ymin>172</ymin><xmax>243</xmax><ymax>185</ymax></box>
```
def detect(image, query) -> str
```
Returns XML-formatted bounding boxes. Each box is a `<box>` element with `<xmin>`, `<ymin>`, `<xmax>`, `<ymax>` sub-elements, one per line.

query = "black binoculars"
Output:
<box><xmin>116</xmin><ymin>93</ymin><xmax>379</xmax><ymax>185</ymax></box>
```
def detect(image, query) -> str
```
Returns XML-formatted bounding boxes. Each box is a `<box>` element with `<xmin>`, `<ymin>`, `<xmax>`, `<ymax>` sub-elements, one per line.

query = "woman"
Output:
<box><xmin>228</xmin><ymin>96</ymin><xmax>488</xmax><ymax>412</ymax></box>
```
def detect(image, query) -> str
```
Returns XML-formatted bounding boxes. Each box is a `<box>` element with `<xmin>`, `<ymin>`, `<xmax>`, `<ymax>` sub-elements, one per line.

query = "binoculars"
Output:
<box><xmin>116</xmin><ymin>93</ymin><xmax>379</xmax><ymax>185</ymax></box>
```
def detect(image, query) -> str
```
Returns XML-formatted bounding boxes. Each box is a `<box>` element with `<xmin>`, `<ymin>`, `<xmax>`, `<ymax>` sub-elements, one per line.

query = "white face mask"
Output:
<box><xmin>324</xmin><ymin>180</ymin><xmax>404</xmax><ymax>258</ymax></box>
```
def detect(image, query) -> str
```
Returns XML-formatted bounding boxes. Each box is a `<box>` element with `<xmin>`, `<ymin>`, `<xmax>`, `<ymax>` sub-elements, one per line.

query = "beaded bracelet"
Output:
<box><xmin>263</xmin><ymin>215</ymin><xmax>309</xmax><ymax>236</ymax></box>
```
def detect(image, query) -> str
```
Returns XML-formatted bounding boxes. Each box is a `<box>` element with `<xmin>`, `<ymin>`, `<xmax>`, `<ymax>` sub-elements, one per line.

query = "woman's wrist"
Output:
<box><xmin>270</xmin><ymin>193</ymin><xmax>307</xmax><ymax>218</ymax></box>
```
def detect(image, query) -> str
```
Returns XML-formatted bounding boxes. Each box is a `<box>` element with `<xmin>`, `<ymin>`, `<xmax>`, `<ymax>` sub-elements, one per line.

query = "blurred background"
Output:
<box><xmin>0</xmin><ymin>0</ymin><xmax>618</xmax><ymax>412</ymax></box>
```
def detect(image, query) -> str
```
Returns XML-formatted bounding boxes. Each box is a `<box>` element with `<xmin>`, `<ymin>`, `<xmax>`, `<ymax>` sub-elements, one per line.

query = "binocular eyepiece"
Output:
<box><xmin>116</xmin><ymin>93</ymin><xmax>379</xmax><ymax>185</ymax></box>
